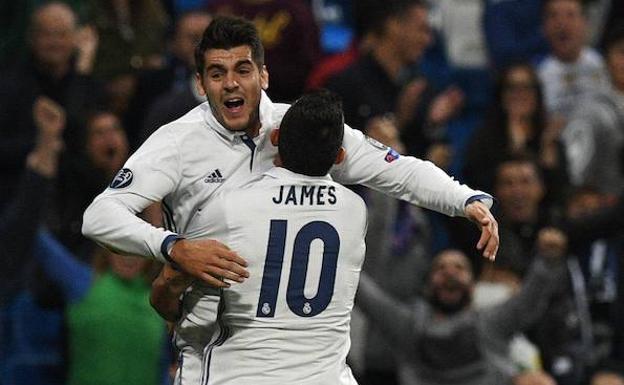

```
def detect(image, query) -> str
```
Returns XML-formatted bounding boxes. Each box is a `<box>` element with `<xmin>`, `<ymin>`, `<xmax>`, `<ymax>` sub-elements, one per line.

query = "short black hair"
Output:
<box><xmin>194</xmin><ymin>16</ymin><xmax>264</xmax><ymax>75</ymax></box>
<box><xmin>278</xmin><ymin>90</ymin><xmax>344</xmax><ymax>177</ymax></box>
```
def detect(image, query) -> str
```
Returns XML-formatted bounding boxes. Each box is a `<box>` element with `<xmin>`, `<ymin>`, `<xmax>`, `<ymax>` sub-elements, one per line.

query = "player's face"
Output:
<box><xmin>428</xmin><ymin>250</ymin><xmax>473</xmax><ymax>314</ymax></box>
<box><xmin>543</xmin><ymin>0</ymin><xmax>586</xmax><ymax>62</ymax></box>
<box><xmin>197</xmin><ymin>45</ymin><xmax>269</xmax><ymax>135</ymax></box>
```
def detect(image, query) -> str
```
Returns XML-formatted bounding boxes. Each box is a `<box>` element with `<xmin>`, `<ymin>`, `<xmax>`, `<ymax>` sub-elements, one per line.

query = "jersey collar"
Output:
<box><xmin>265</xmin><ymin>167</ymin><xmax>333</xmax><ymax>182</ymax></box>
<box><xmin>203</xmin><ymin>91</ymin><xmax>278</xmax><ymax>142</ymax></box>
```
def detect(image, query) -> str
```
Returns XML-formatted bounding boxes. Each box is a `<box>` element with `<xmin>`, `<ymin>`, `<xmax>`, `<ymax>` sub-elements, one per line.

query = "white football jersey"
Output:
<box><xmin>191</xmin><ymin>168</ymin><xmax>367</xmax><ymax>385</ymax></box>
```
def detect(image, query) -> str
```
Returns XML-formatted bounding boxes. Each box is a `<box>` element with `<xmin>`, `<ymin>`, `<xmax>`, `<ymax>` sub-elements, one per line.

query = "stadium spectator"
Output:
<box><xmin>85</xmin><ymin>0</ymin><xmax>169</xmax><ymax>117</ymax></box>
<box><xmin>483</xmin><ymin>0</ymin><xmax>548</xmax><ymax>70</ymax></box>
<box><xmin>50</xmin><ymin>110</ymin><xmax>129</xmax><ymax>260</ymax></box>
<box><xmin>326</xmin><ymin>0</ymin><xmax>463</xmax><ymax>160</ymax></box>
<box><xmin>464</xmin><ymin>63</ymin><xmax>568</xmax><ymax>207</ymax></box>
<box><xmin>356</xmin><ymin>245</ymin><xmax>567</xmax><ymax>385</ymax></box>
<box><xmin>305</xmin><ymin>0</ymin><xmax>377</xmax><ymax>90</ymax></box>
<box><xmin>562</xmin><ymin>187</ymin><xmax>623</xmax><ymax>371</ymax></box>
<box><xmin>0</xmin><ymin>97</ymin><xmax>65</xmax><ymax>306</ymax></box>
<box><xmin>207</xmin><ymin>0</ymin><xmax>321</xmax><ymax>102</ymax></box>
<box><xmin>474</xmin><ymin>157</ymin><xmax>592</xmax><ymax>384</ymax></box>
<box><xmin>0</xmin><ymin>1</ymin><xmax>105</xmax><ymax>206</ymax></box>
<box><xmin>454</xmin><ymin>156</ymin><xmax>549</xmax><ymax>275</ymax></box>
<box><xmin>537</xmin><ymin>0</ymin><xmax>609</xmax><ymax>119</ymax></box>
<box><xmin>0</xmin><ymin>97</ymin><xmax>66</xmax><ymax>385</ymax></box>
<box><xmin>34</xmin><ymin>231</ymin><xmax>169</xmax><ymax>385</ymax></box>
<box><xmin>561</xmin><ymin>25</ymin><xmax>624</xmax><ymax>196</ymax></box>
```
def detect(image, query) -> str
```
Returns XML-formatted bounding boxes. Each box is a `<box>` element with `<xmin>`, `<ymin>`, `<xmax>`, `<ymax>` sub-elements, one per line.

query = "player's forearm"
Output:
<box><xmin>82</xmin><ymin>195</ymin><xmax>175</xmax><ymax>263</ymax></box>
<box><xmin>150</xmin><ymin>275</ymin><xmax>185</xmax><ymax>322</ymax></box>
<box><xmin>150</xmin><ymin>266</ymin><xmax>193</xmax><ymax>322</ymax></box>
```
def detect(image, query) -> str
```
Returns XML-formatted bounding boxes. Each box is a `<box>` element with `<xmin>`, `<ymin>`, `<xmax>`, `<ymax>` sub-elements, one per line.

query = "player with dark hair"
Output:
<box><xmin>277</xmin><ymin>90</ymin><xmax>344</xmax><ymax>176</ymax></box>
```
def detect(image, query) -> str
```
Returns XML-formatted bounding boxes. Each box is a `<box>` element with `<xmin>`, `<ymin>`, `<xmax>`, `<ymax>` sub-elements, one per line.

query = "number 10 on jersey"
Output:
<box><xmin>256</xmin><ymin>220</ymin><xmax>340</xmax><ymax>318</ymax></box>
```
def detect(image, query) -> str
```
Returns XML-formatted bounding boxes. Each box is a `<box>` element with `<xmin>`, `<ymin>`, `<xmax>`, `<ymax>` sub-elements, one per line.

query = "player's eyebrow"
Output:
<box><xmin>234</xmin><ymin>58</ymin><xmax>254</xmax><ymax>68</ymax></box>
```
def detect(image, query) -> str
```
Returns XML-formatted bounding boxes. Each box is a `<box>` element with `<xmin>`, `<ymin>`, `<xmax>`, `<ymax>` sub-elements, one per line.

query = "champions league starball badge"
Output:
<box><xmin>110</xmin><ymin>168</ymin><xmax>134</xmax><ymax>189</ymax></box>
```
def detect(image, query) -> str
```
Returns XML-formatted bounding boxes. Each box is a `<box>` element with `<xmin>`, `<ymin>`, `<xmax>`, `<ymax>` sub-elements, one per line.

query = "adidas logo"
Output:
<box><xmin>203</xmin><ymin>169</ymin><xmax>226</xmax><ymax>183</ymax></box>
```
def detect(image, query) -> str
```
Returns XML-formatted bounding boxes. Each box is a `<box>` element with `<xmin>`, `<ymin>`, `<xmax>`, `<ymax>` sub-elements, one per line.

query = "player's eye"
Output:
<box><xmin>238</xmin><ymin>66</ymin><xmax>252</xmax><ymax>75</ymax></box>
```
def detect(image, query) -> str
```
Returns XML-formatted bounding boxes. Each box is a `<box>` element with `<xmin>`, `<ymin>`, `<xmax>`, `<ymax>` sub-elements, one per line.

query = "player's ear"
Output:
<box><xmin>261</xmin><ymin>65</ymin><xmax>269</xmax><ymax>90</ymax></box>
<box><xmin>195</xmin><ymin>73</ymin><xmax>206</xmax><ymax>96</ymax></box>
<box><xmin>270</xmin><ymin>129</ymin><xmax>279</xmax><ymax>146</ymax></box>
<box><xmin>334</xmin><ymin>147</ymin><xmax>346</xmax><ymax>165</ymax></box>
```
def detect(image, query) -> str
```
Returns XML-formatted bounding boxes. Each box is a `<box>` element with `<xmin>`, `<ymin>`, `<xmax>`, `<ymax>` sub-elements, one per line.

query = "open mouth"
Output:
<box><xmin>224</xmin><ymin>98</ymin><xmax>245</xmax><ymax>113</ymax></box>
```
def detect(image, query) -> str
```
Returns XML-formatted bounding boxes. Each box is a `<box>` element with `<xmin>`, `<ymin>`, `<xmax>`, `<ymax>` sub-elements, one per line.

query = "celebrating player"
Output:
<box><xmin>159</xmin><ymin>90</ymin><xmax>366</xmax><ymax>384</ymax></box>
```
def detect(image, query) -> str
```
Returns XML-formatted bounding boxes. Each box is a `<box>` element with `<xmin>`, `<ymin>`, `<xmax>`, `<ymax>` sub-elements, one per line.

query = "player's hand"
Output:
<box><xmin>151</xmin><ymin>264</ymin><xmax>194</xmax><ymax>322</ymax></box>
<box><xmin>169</xmin><ymin>239</ymin><xmax>249</xmax><ymax>288</ymax></box>
<box><xmin>159</xmin><ymin>263</ymin><xmax>195</xmax><ymax>293</ymax></box>
<box><xmin>465</xmin><ymin>201</ymin><xmax>498</xmax><ymax>261</ymax></box>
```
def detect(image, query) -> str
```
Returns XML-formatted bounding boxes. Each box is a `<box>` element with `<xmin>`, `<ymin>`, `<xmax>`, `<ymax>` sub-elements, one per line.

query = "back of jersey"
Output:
<box><xmin>203</xmin><ymin>168</ymin><xmax>367</xmax><ymax>385</ymax></box>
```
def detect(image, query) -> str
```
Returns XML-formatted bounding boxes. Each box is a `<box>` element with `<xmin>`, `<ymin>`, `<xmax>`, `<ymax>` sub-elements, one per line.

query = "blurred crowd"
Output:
<box><xmin>0</xmin><ymin>0</ymin><xmax>623</xmax><ymax>385</ymax></box>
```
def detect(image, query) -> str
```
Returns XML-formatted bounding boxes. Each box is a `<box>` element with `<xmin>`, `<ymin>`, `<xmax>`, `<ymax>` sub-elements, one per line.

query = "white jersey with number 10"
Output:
<box><xmin>200</xmin><ymin>167</ymin><xmax>366</xmax><ymax>385</ymax></box>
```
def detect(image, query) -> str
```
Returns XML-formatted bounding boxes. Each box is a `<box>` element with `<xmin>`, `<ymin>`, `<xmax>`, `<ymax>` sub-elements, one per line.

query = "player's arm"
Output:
<box><xmin>151</xmin><ymin>264</ymin><xmax>194</xmax><ymax>322</ymax></box>
<box><xmin>82</xmin><ymin>126</ymin><xmax>249</xmax><ymax>287</ymax></box>
<box><xmin>82</xmin><ymin>126</ymin><xmax>183</xmax><ymax>262</ymax></box>
<box><xmin>332</xmin><ymin>125</ymin><xmax>498</xmax><ymax>259</ymax></box>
